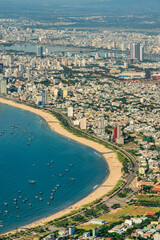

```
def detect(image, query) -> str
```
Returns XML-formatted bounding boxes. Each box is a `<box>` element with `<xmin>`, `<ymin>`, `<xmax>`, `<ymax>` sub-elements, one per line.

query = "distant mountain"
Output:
<box><xmin>1</xmin><ymin>0</ymin><xmax>160</xmax><ymax>18</ymax></box>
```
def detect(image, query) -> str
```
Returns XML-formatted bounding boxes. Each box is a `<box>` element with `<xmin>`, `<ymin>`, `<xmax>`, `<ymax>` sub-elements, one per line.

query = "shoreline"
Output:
<box><xmin>0</xmin><ymin>98</ymin><xmax>122</xmax><ymax>236</ymax></box>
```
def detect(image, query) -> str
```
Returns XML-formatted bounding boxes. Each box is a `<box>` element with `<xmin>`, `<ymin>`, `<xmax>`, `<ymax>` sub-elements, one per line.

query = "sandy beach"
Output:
<box><xmin>0</xmin><ymin>98</ymin><xmax>122</xmax><ymax>235</ymax></box>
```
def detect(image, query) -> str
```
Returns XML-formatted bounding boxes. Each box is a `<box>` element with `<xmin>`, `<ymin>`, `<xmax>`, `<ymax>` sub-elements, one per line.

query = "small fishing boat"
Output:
<box><xmin>70</xmin><ymin>178</ymin><xmax>75</xmax><ymax>181</ymax></box>
<box><xmin>28</xmin><ymin>180</ymin><xmax>36</xmax><ymax>184</ymax></box>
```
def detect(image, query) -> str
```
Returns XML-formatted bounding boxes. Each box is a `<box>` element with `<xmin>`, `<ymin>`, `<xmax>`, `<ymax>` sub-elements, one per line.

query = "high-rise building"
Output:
<box><xmin>121</xmin><ymin>43</ymin><xmax>126</xmax><ymax>51</ymax></box>
<box><xmin>97</xmin><ymin>117</ymin><xmax>105</xmax><ymax>135</ymax></box>
<box><xmin>140</xmin><ymin>45</ymin><xmax>144</xmax><ymax>62</ymax></box>
<box><xmin>42</xmin><ymin>89</ymin><xmax>48</xmax><ymax>105</ymax></box>
<box><xmin>0</xmin><ymin>63</ymin><xmax>3</xmax><ymax>73</ymax></box>
<box><xmin>19</xmin><ymin>64</ymin><xmax>23</xmax><ymax>72</ymax></box>
<box><xmin>68</xmin><ymin>107</ymin><xmax>73</xmax><ymax>117</ymax></box>
<box><xmin>0</xmin><ymin>77</ymin><xmax>7</xmax><ymax>94</ymax></box>
<box><xmin>69</xmin><ymin>226</ymin><xmax>75</xmax><ymax>236</ymax></box>
<box><xmin>80</xmin><ymin>118</ymin><xmax>86</xmax><ymax>130</ymax></box>
<box><xmin>37</xmin><ymin>46</ymin><xmax>43</xmax><ymax>57</ymax></box>
<box><xmin>112</xmin><ymin>41</ymin><xmax>116</xmax><ymax>49</ymax></box>
<box><xmin>93</xmin><ymin>228</ymin><xmax>99</xmax><ymax>237</ymax></box>
<box><xmin>130</xmin><ymin>43</ymin><xmax>140</xmax><ymax>60</ymax></box>
<box><xmin>113</xmin><ymin>126</ymin><xmax>118</xmax><ymax>141</ymax></box>
<box><xmin>63</xmin><ymin>89</ymin><xmax>68</xmax><ymax>98</ymax></box>
<box><xmin>112</xmin><ymin>124</ymin><xmax>124</xmax><ymax>144</ymax></box>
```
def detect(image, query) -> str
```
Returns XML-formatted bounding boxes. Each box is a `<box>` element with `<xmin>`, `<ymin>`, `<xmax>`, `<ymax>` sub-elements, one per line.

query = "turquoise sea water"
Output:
<box><xmin>0</xmin><ymin>103</ymin><xmax>108</xmax><ymax>234</ymax></box>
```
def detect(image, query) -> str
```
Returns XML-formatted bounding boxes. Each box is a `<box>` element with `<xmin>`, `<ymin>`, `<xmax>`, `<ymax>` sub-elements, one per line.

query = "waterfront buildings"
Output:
<box><xmin>0</xmin><ymin>77</ymin><xmax>6</xmax><ymax>94</ymax></box>
<box><xmin>80</xmin><ymin>118</ymin><xmax>86</xmax><ymax>130</ymax></box>
<box><xmin>37</xmin><ymin>46</ymin><xmax>43</xmax><ymax>58</ymax></box>
<box><xmin>97</xmin><ymin>117</ymin><xmax>105</xmax><ymax>135</ymax></box>
<box><xmin>68</xmin><ymin>106</ymin><xmax>73</xmax><ymax>117</ymax></box>
<box><xmin>42</xmin><ymin>89</ymin><xmax>48</xmax><ymax>105</ymax></box>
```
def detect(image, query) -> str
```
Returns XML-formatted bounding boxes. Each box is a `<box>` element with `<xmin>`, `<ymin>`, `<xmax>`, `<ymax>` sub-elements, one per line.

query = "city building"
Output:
<box><xmin>68</xmin><ymin>107</ymin><xmax>73</xmax><ymax>117</ymax></box>
<box><xmin>130</xmin><ymin>43</ymin><xmax>140</xmax><ymax>60</ymax></box>
<box><xmin>0</xmin><ymin>63</ymin><xmax>3</xmax><ymax>73</ymax></box>
<box><xmin>93</xmin><ymin>227</ymin><xmax>99</xmax><ymax>237</ymax></box>
<box><xmin>43</xmin><ymin>234</ymin><xmax>55</xmax><ymax>240</ymax></box>
<box><xmin>80</xmin><ymin>117</ymin><xmax>86</xmax><ymax>130</ymax></box>
<box><xmin>0</xmin><ymin>77</ymin><xmax>7</xmax><ymax>94</ymax></box>
<box><xmin>112</xmin><ymin>124</ymin><xmax>124</xmax><ymax>144</ymax></box>
<box><xmin>97</xmin><ymin>117</ymin><xmax>105</xmax><ymax>135</ymax></box>
<box><xmin>91</xmin><ymin>219</ymin><xmax>107</xmax><ymax>225</ymax></box>
<box><xmin>37</xmin><ymin>46</ymin><xmax>43</xmax><ymax>58</ymax></box>
<box><xmin>42</xmin><ymin>89</ymin><xmax>48</xmax><ymax>105</ymax></box>
<box><xmin>140</xmin><ymin>45</ymin><xmax>144</xmax><ymax>62</ymax></box>
<box><xmin>69</xmin><ymin>226</ymin><xmax>75</xmax><ymax>236</ymax></box>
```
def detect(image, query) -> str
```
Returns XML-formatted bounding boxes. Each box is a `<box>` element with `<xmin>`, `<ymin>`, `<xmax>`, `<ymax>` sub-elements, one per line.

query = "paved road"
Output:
<box><xmin>1</xmin><ymin>97</ymin><xmax>138</xmax><ymax>207</ymax></box>
<box><xmin>48</xmin><ymin>107</ymin><xmax>138</xmax><ymax>202</ymax></box>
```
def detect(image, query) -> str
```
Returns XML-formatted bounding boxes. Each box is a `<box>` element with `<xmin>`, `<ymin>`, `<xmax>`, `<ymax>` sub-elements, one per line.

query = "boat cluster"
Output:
<box><xmin>0</xmin><ymin>124</ymin><xmax>34</xmax><ymax>147</ymax></box>
<box><xmin>0</xmin><ymin>124</ymin><xmax>76</xmax><ymax>230</ymax></box>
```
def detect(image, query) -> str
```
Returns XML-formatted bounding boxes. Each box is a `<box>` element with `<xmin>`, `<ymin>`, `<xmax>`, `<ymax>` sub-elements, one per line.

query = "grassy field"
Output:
<box><xmin>77</xmin><ymin>206</ymin><xmax>160</xmax><ymax>230</ymax></box>
<box><xmin>137</xmin><ymin>195</ymin><xmax>160</xmax><ymax>202</ymax></box>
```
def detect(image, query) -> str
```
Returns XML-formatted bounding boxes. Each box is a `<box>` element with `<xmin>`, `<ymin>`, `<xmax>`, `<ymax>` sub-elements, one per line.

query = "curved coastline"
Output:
<box><xmin>0</xmin><ymin>97</ymin><xmax>122</xmax><ymax>235</ymax></box>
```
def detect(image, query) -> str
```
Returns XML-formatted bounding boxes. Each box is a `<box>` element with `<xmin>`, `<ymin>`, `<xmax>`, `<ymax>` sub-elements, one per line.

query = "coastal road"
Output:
<box><xmin>48</xmin><ymin>107</ymin><xmax>138</xmax><ymax>201</ymax></box>
<box><xmin>2</xmin><ymin>97</ymin><xmax>138</xmax><ymax>205</ymax></box>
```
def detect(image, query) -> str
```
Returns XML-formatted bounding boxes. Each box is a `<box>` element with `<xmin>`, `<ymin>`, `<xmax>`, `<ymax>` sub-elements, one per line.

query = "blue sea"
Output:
<box><xmin>0</xmin><ymin>103</ymin><xmax>108</xmax><ymax>234</ymax></box>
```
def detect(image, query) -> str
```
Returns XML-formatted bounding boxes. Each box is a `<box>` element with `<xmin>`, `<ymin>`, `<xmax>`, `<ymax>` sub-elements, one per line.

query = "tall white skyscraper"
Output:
<box><xmin>140</xmin><ymin>45</ymin><xmax>144</xmax><ymax>62</ymax></box>
<box><xmin>68</xmin><ymin>107</ymin><xmax>73</xmax><ymax>117</ymax></box>
<box><xmin>80</xmin><ymin>118</ymin><xmax>86</xmax><ymax>130</ymax></box>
